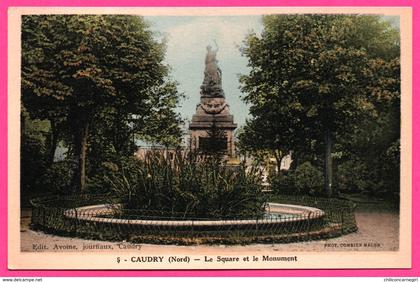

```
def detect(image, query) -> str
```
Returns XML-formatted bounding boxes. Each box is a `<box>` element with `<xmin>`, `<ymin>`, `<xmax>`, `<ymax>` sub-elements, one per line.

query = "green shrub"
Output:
<box><xmin>269</xmin><ymin>170</ymin><xmax>295</xmax><ymax>195</ymax></box>
<box><xmin>293</xmin><ymin>162</ymin><xmax>323</xmax><ymax>194</ymax></box>
<box><xmin>104</xmin><ymin>151</ymin><xmax>267</xmax><ymax>219</ymax></box>
<box><xmin>271</xmin><ymin>162</ymin><xmax>323</xmax><ymax>196</ymax></box>
<box><xmin>337</xmin><ymin>140</ymin><xmax>399</xmax><ymax>201</ymax></box>
<box><xmin>381</xmin><ymin>139</ymin><xmax>400</xmax><ymax>198</ymax></box>
<box><xmin>336</xmin><ymin>160</ymin><xmax>373</xmax><ymax>193</ymax></box>
<box><xmin>86</xmin><ymin>160</ymin><xmax>120</xmax><ymax>194</ymax></box>
<box><xmin>40</xmin><ymin>160</ymin><xmax>77</xmax><ymax>194</ymax></box>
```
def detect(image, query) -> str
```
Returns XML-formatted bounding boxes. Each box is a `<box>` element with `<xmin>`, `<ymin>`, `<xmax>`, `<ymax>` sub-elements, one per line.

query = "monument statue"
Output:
<box><xmin>200</xmin><ymin>42</ymin><xmax>224</xmax><ymax>97</ymax></box>
<box><xmin>189</xmin><ymin>41</ymin><xmax>237</xmax><ymax>157</ymax></box>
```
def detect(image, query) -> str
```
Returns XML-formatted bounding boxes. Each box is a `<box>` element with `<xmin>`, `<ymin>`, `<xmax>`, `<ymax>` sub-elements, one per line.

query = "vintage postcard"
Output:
<box><xmin>8</xmin><ymin>7</ymin><xmax>412</xmax><ymax>269</ymax></box>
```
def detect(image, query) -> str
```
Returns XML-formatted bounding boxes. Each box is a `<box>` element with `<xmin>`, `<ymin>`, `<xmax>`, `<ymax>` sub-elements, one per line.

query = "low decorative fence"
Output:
<box><xmin>30</xmin><ymin>194</ymin><xmax>357</xmax><ymax>245</ymax></box>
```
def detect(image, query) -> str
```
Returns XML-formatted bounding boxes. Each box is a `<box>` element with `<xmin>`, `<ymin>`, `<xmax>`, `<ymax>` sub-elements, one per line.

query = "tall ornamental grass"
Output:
<box><xmin>105</xmin><ymin>150</ymin><xmax>267</xmax><ymax>219</ymax></box>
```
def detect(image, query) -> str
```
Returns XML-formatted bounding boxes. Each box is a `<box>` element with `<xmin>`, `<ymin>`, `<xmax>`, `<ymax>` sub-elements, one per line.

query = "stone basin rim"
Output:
<box><xmin>63</xmin><ymin>202</ymin><xmax>325</xmax><ymax>226</ymax></box>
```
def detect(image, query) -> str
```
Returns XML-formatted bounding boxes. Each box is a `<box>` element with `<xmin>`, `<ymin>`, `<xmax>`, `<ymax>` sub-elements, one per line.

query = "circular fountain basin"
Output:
<box><xmin>63</xmin><ymin>202</ymin><xmax>325</xmax><ymax>229</ymax></box>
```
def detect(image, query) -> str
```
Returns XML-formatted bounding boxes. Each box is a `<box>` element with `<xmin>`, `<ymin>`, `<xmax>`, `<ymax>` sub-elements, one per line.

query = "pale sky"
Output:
<box><xmin>143</xmin><ymin>15</ymin><xmax>399</xmax><ymax>132</ymax></box>
<box><xmin>144</xmin><ymin>16</ymin><xmax>264</xmax><ymax>129</ymax></box>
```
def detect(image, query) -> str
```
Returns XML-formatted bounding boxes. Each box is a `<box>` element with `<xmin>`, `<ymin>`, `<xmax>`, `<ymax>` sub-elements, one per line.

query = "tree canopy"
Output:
<box><xmin>239</xmin><ymin>14</ymin><xmax>400</xmax><ymax>196</ymax></box>
<box><xmin>22</xmin><ymin>15</ymin><xmax>183</xmax><ymax>193</ymax></box>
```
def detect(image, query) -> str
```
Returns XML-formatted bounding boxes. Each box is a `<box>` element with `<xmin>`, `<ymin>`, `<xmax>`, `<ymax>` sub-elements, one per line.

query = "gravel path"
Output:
<box><xmin>20</xmin><ymin>205</ymin><xmax>399</xmax><ymax>253</ymax></box>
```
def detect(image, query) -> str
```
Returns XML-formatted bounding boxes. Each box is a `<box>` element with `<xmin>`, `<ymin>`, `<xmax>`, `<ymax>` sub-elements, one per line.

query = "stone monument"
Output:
<box><xmin>189</xmin><ymin>43</ymin><xmax>237</xmax><ymax>156</ymax></box>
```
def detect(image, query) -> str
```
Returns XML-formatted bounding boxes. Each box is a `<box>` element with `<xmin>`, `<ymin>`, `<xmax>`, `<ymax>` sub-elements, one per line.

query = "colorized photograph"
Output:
<box><xmin>9</xmin><ymin>7</ymin><xmax>411</xmax><ymax>269</ymax></box>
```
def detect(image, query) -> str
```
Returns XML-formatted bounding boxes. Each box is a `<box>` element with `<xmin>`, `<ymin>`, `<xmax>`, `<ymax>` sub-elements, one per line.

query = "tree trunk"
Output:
<box><xmin>48</xmin><ymin>120</ymin><xmax>59</xmax><ymax>165</ymax></box>
<box><xmin>324</xmin><ymin>129</ymin><xmax>333</xmax><ymax>197</ymax></box>
<box><xmin>289</xmin><ymin>151</ymin><xmax>298</xmax><ymax>170</ymax></box>
<box><xmin>274</xmin><ymin>150</ymin><xmax>283</xmax><ymax>175</ymax></box>
<box><xmin>332</xmin><ymin>157</ymin><xmax>339</xmax><ymax>197</ymax></box>
<box><xmin>74</xmin><ymin>121</ymin><xmax>90</xmax><ymax>193</ymax></box>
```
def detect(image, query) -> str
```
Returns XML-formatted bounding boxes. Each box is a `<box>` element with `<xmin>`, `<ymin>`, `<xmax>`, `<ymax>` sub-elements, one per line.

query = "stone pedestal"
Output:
<box><xmin>189</xmin><ymin>97</ymin><xmax>237</xmax><ymax>156</ymax></box>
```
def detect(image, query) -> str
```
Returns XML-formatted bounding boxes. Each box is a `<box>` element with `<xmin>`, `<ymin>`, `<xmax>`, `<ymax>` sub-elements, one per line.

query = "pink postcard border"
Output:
<box><xmin>0</xmin><ymin>0</ymin><xmax>418</xmax><ymax>277</ymax></box>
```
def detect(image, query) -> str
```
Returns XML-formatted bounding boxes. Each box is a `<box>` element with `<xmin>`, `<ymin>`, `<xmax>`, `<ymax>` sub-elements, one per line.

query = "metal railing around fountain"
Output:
<box><xmin>30</xmin><ymin>194</ymin><xmax>357</xmax><ymax>245</ymax></box>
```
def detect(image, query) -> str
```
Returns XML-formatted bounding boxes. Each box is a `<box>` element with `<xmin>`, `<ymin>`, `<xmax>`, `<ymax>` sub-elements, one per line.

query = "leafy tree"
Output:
<box><xmin>20</xmin><ymin>107</ymin><xmax>49</xmax><ymax>197</ymax></box>
<box><xmin>133</xmin><ymin>81</ymin><xmax>184</xmax><ymax>147</ymax></box>
<box><xmin>237</xmin><ymin>117</ymin><xmax>302</xmax><ymax>173</ymax></box>
<box><xmin>240</xmin><ymin>15</ymin><xmax>400</xmax><ymax>196</ymax></box>
<box><xmin>335</xmin><ymin>57</ymin><xmax>400</xmax><ymax>198</ymax></box>
<box><xmin>22</xmin><ymin>15</ymin><xmax>182</xmax><ymax>193</ymax></box>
